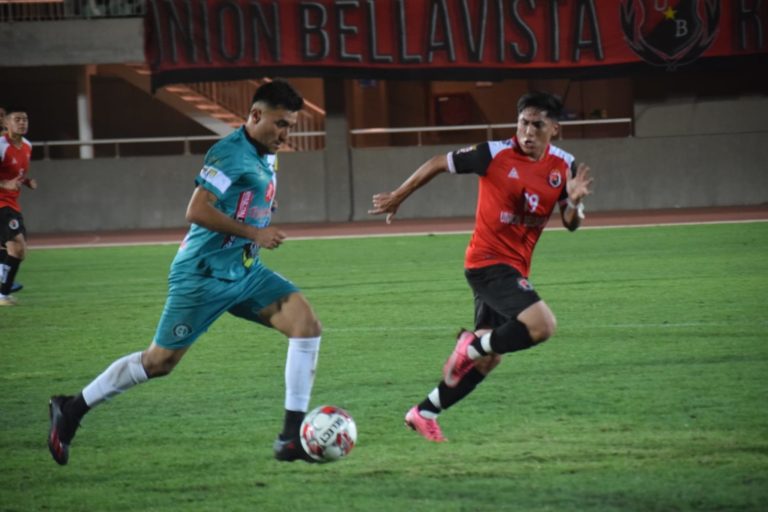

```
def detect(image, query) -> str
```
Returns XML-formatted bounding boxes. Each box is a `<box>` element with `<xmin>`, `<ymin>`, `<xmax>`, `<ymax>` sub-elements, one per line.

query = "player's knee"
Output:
<box><xmin>141</xmin><ymin>352</ymin><xmax>181</xmax><ymax>378</ymax></box>
<box><xmin>143</xmin><ymin>359</ymin><xmax>175</xmax><ymax>378</ymax></box>
<box><xmin>529</xmin><ymin>315</ymin><xmax>557</xmax><ymax>343</ymax></box>
<box><xmin>6</xmin><ymin>241</ymin><xmax>25</xmax><ymax>259</ymax></box>
<box><xmin>301</xmin><ymin>317</ymin><xmax>322</xmax><ymax>338</ymax></box>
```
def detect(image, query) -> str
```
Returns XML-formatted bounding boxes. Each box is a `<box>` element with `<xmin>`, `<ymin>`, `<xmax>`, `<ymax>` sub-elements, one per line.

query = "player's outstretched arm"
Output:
<box><xmin>369</xmin><ymin>154</ymin><xmax>449</xmax><ymax>224</ymax></box>
<box><xmin>561</xmin><ymin>162</ymin><xmax>594</xmax><ymax>231</ymax></box>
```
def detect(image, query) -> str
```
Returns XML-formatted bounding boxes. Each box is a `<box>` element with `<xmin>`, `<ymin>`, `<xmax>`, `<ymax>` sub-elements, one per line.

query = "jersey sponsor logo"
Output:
<box><xmin>265</xmin><ymin>179</ymin><xmax>276</xmax><ymax>203</ymax></box>
<box><xmin>500</xmin><ymin>210</ymin><xmax>548</xmax><ymax>228</ymax></box>
<box><xmin>235</xmin><ymin>191</ymin><xmax>254</xmax><ymax>220</ymax></box>
<box><xmin>222</xmin><ymin>191</ymin><xmax>254</xmax><ymax>248</ymax></box>
<box><xmin>517</xmin><ymin>278</ymin><xmax>534</xmax><ymax>291</ymax></box>
<box><xmin>500</xmin><ymin>211</ymin><xmax>518</xmax><ymax>224</ymax></box>
<box><xmin>247</xmin><ymin>207</ymin><xmax>273</xmax><ymax>226</ymax></box>
<box><xmin>200</xmin><ymin>165</ymin><xmax>232</xmax><ymax>194</ymax></box>
<box><xmin>507</xmin><ymin>168</ymin><xmax>519</xmax><ymax>179</ymax></box>
<box><xmin>548</xmin><ymin>170</ymin><xmax>562</xmax><ymax>188</ymax></box>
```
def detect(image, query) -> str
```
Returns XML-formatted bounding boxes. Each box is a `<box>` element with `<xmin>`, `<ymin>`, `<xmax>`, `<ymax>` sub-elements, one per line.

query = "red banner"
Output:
<box><xmin>145</xmin><ymin>0</ymin><xmax>767</xmax><ymax>89</ymax></box>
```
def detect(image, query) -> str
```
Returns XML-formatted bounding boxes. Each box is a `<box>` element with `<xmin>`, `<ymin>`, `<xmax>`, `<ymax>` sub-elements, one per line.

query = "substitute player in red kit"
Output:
<box><xmin>369</xmin><ymin>91</ymin><xmax>593</xmax><ymax>441</ymax></box>
<box><xmin>0</xmin><ymin>107</ymin><xmax>36</xmax><ymax>306</ymax></box>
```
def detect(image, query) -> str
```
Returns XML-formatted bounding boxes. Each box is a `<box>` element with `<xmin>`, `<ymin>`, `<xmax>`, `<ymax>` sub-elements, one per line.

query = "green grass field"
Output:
<box><xmin>1</xmin><ymin>222</ymin><xmax>767</xmax><ymax>511</ymax></box>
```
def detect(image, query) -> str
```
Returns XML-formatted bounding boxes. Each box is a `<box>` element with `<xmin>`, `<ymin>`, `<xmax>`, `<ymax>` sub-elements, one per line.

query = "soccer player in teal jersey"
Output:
<box><xmin>48</xmin><ymin>81</ymin><xmax>322</xmax><ymax>464</ymax></box>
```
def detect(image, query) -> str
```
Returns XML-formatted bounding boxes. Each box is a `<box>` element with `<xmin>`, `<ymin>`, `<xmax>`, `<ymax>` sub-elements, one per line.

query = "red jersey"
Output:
<box><xmin>0</xmin><ymin>134</ymin><xmax>33</xmax><ymax>212</ymax></box>
<box><xmin>447</xmin><ymin>137</ymin><xmax>575</xmax><ymax>276</ymax></box>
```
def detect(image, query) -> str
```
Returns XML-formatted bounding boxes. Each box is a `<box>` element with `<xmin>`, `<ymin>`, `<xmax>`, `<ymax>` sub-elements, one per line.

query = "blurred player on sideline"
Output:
<box><xmin>0</xmin><ymin>107</ymin><xmax>35</xmax><ymax>305</ymax></box>
<box><xmin>370</xmin><ymin>91</ymin><xmax>593</xmax><ymax>442</ymax></box>
<box><xmin>48</xmin><ymin>81</ymin><xmax>322</xmax><ymax>464</ymax></box>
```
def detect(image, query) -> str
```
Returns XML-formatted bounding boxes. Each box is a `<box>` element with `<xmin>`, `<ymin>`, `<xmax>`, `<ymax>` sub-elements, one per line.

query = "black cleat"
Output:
<box><xmin>10</xmin><ymin>282</ymin><xmax>23</xmax><ymax>293</ymax></box>
<box><xmin>273</xmin><ymin>436</ymin><xmax>316</xmax><ymax>463</ymax></box>
<box><xmin>48</xmin><ymin>395</ymin><xmax>80</xmax><ymax>465</ymax></box>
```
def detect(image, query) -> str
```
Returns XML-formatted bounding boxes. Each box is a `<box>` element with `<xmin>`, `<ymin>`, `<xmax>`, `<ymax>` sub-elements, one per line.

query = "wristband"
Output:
<box><xmin>567</xmin><ymin>198</ymin><xmax>586</xmax><ymax>219</ymax></box>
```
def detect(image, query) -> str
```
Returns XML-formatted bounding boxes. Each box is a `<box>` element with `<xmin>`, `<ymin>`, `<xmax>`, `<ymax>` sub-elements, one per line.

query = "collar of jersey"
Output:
<box><xmin>241</xmin><ymin>126</ymin><xmax>270</xmax><ymax>157</ymax></box>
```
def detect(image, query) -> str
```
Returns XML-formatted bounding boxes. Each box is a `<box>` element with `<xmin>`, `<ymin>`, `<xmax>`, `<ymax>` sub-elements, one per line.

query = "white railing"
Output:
<box><xmin>351</xmin><ymin>118</ymin><xmax>633</xmax><ymax>146</ymax></box>
<box><xmin>32</xmin><ymin>118</ymin><xmax>632</xmax><ymax>159</ymax></box>
<box><xmin>35</xmin><ymin>132</ymin><xmax>325</xmax><ymax>159</ymax></box>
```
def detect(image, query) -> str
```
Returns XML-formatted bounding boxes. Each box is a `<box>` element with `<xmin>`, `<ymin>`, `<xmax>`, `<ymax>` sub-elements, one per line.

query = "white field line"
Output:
<box><xmin>321</xmin><ymin>321</ymin><xmax>767</xmax><ymax>333</ymax></box>
<box><xmin>31</xmin><ymin>218</ymin><xmax>767</xmax><ymax>250</ymax></box>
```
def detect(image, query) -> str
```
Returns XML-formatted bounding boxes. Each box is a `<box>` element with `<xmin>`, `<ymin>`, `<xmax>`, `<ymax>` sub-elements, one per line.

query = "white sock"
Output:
<box><xmin>82</xmin><ymin>352</ymin><xmax>149</xmax><ymax>407</ymax></box>
<box><xmin>466</xmin><ymin>332</ymin><xmax>492</xmax><ymax>359</ymax></box>
<box><xmin>284</xmin><ymin>337</ymin><xmax>321</xmax><ymax>412</ymax></box>
<box><xmin>420</xmin><ymin>388</ymin><xmax>442</xmax><ymax>419</ymax></box>
<box><xmin>480</xmin><ymin>332</ymin><xmax>493</xmax><ymax>353</ymax></box>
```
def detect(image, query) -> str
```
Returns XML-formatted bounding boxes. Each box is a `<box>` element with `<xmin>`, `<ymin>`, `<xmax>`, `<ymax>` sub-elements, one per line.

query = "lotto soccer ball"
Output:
<box><xmin>300</xmin><ymin>405</ymin><xmax>357</xmax><ymax>463</ymax></box>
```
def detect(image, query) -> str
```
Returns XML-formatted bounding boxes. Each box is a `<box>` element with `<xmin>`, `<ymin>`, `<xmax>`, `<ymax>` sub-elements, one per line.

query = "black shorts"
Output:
<box><xmin>464</xmin><ymin>264</ymin><xmax>542</xmax><ymax>330</ymax></box>
<box><xmin>0</xmin><ymin>206</ymin><xmax>26</xmax><ymax>244</ymax></box>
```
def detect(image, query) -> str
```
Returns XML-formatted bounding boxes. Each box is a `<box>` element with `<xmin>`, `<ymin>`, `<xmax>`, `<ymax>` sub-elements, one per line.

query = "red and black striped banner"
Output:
<box><xmin>145</xmin><ymin>0</ymin><xmax>767</xmax><ymax>89</ymax></box>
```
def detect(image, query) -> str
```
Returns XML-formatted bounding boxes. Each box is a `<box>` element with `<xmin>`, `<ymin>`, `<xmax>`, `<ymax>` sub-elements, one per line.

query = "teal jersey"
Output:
<box><xmin>171</xmin><ymin>127</ymin><xmax>278</xmax><ymax>281</ymax></box>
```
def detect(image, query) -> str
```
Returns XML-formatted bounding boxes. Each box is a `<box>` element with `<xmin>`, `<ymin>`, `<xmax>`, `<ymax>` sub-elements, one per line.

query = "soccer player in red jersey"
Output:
<box><xmin>0</xmin><ymin>107</ymin><xmax>36</xmax><ymax>306</ymax></box>
<box><xmin>369</xmin><ymin>92</ymin><xmax>593</xmax><ymax>441</ymax></box>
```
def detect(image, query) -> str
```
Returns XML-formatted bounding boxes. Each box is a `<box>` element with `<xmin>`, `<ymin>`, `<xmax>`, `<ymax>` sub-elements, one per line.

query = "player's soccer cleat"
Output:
<box><xmin>48</xmin><ymin>395</ymin><xmax>80</xmax><ymax>465</ymax></box>
<box><xmin>10</xmin><ymin>282</ymin><xmax>23</xmax><ymax>293</ymax></box>
<box><xmin>0</xmin><ymin>295</ymin><xmax>17</xmax><ymax>306</ymax></box>
<box><xmin>405</xmin><ymin>406</ymin><xmax>446</xmax><ymax>442</ymax></box>
<box><xmin>273</xmin><ymin>435</ymin><xmax>316</xmax><ymax>463</ymax></box>
<box><xmin>443</xmin><ymin>329</ymin><xmax>478</xmax><ymax>387</ymax></box>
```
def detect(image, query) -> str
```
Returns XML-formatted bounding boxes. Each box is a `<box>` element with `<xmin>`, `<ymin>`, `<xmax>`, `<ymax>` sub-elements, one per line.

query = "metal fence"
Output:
<box><xmin>0</xmin><ymin>0</ymin><xmax>145</xmax><ymax>22</ymax></box>
<box><xmin>30</xmin><ymin>119</ymin><xmax>633</xmax><ymax>160</ymax></box>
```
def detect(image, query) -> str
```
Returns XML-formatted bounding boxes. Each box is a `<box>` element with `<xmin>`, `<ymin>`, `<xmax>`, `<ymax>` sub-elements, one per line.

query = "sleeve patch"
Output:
<box><xmin>199</xmin><ymin>165</ymin><xmax>232</xmax><ymax>194</ymax></box>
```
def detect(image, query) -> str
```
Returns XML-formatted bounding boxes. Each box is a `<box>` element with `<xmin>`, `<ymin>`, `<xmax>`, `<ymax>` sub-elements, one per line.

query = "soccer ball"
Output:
<box><xmin>300</xmin><ymin>405</ymin><xmax>357</xmax><ymax>463</ymax></box>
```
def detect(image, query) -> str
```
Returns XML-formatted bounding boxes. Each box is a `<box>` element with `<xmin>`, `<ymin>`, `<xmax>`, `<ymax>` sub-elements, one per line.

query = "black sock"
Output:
<box><xmin>0</xmin><ymin>255</ymin><xmax>20</xmax><ymax>295</ymax></box>
<box><xmin>281</xmin><ymin>410</ymin><xmax>305</xmax><ymax>440</ymax></box>
<box><xmin>418</xmin><ymin>397</ymin><xmax>441</xmax><ymax>415</ymax></box>
<box><xmin>64</xmin><ymin>393</ymin><xmax>91</xmax><ymax>422</ymax></box>
<box><xmin>470</xmin><ymin>336</ymin><xmax>488</xmax><ymax>356</ymax></box>
<box><xmin>489</xmin><ymin>319</ymin><xmax>535</xmax><ymax>354</ymax></box>
<box><xmin>419</xmin><ymin>368</ymin><xmax>487</xmax><ymax>414</ymax></box>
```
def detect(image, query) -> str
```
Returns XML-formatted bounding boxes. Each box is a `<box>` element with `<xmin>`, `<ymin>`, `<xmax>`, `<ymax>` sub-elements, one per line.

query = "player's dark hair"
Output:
<box><xmin>517</xmin><ymin>92</ymin><xmax>563</xmax><ymax>120</ymax></box>
<box><xmin>252</xmin><ymin>80</ymin><xmax>304</xmax><ymax>112</ymax></box>
<box><xmin>3</xmin><ymin>106</ymin><xmax>27</xmax><ymax>115</ymax></box>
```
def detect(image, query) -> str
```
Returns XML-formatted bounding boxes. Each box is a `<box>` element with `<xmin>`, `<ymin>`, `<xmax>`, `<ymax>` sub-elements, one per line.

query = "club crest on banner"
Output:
<box><xmin>620</xmin><ymin>0</ymin><xmax>721</xmax><ymax>70</ymax></box>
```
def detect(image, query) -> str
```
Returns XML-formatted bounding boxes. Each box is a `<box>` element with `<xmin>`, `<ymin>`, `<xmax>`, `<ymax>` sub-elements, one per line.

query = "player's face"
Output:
<box><xmin>246</xmin><ymin>104</ymin><xmax>299</xmax><ymax>154</ymax></box>
<box><xmin>516</xmin><ymin>107</ymin><xmax>558</xmax><ymax>160</ymax></box>
<box><xmin>5</xmin><ymin>112</ymin><xmax>29</xmax><ymax>137</ymax></box>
